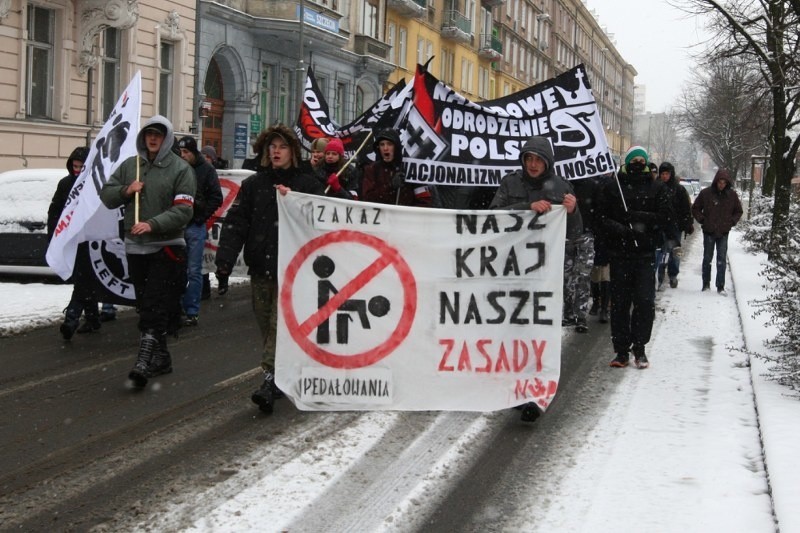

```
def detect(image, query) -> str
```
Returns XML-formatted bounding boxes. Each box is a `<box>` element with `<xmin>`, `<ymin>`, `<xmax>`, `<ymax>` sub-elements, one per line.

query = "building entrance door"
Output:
<box><xmin>201</xmin><ymin>57</ymin><xmax>225</xmax><ymax>164</ymax></box>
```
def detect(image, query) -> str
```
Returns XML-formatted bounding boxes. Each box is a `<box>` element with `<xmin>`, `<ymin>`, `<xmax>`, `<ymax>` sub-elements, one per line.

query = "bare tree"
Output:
<box><xmin>650</xmin><ymin>111</ymin><xmax>680</xmax><ymax>164</ymax></box>
<box><xmin>676</xmin><ymin>56</ymin><xmax>771</xmax><ymax>181</ymax></box>
<box><xmin>676</xmin><ymin>0</ymin><xmax>800</xmax><ymax>254</ymax></box>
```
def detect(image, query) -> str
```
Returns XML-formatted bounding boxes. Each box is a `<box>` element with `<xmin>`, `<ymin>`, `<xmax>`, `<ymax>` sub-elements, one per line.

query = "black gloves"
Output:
<box><xmin>391</xmin><ymin>170</ymin><xmax>405</xmax><ymax>191</ymax></box>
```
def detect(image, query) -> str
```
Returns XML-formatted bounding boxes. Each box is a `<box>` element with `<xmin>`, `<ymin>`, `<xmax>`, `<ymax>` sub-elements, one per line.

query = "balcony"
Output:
<box><xmin>354</xmin><ymin>34</ymin><xmax>391</xmax><ymax>61</ymax></box>
<box><xmin>478</xmin><ymin>33</ymin><xmax>502</xmax><ymax>61</ymax></box>
<box><xmin>387</xmin><ymin>0</ymin><xmax>427</xmax><ymax>18</ymax></box>
<box><xmin>441</xmin><ymin>9</ymin><xmax>472</xmax><ymax>44</ymax></box>
<box><xmin>481</xmin><ymin>0</ymin><xmax>506</xmax><ymax>7</ymax></box>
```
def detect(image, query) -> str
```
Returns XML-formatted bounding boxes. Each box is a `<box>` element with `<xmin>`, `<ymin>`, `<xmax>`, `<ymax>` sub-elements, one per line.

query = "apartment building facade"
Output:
<box><xmin>0</xmin><ymin>0</ymin><xmax>196</xmax><ymax>172</ymax></box>
<box><xmin>0</xmin><ymin>0</ymin><xmax>635</xmax><ymax>172</ymax></box>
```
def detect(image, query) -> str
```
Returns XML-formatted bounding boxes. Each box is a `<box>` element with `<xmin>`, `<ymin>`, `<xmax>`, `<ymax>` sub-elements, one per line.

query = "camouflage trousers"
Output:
<box><xmin>563</xmin><ymin>233</ymin><xmax>595</xmax><ymax>321</ymax></box>
<box><xmin>251</xmin><ymin>274</ymin><xmax>278</xmax><ymax>372</ymax></box>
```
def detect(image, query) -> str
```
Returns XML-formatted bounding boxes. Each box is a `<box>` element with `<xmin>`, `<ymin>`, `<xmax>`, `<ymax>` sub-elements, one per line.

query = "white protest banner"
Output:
<box><xmin>275</xmin><ymin>193</ymin><xmax>566</xmax><ymax>412</ymax></box>
<box><xmin>46</xmin><ymin>71</ymin><xmax>141</xmax><ymax>281</ymax></box>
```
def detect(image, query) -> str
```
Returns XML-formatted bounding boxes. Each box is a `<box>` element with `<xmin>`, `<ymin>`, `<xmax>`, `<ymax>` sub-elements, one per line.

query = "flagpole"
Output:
<box><xmin>135</xmin><ymin>156</ymin><xmax>140</xmax><ymax>224</ymax></box>
<box><xmin>325</xmin><ymin>130</ymin><xmax>373</xmax><ymax>193</ymax></box>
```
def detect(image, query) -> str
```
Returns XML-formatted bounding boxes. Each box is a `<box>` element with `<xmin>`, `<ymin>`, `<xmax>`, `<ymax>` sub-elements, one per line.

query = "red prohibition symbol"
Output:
<box><xmin>280</xmin><ymin>230</ymin><xmax>417</xmax><ymax>369</ymax></box>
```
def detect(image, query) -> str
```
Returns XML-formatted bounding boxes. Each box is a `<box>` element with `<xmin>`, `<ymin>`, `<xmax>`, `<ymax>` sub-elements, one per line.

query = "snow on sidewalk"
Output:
<box><xmin>531</xmin><ymin>233</ymin><xmax>775</xmax><ymax>532</ymax></box>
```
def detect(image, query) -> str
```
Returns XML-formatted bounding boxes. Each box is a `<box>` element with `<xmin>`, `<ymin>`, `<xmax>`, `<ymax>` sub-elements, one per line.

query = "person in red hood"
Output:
<box><xmin>691</xmin><ymin>168</ymin><xmax>743</xmax><ymax>296</ymax></box>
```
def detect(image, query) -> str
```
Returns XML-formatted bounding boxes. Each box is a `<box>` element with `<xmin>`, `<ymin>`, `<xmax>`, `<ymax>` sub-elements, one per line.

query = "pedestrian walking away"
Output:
<box><xmin>691</xmin><ymin>168</ymin><xmax>743</xmax><ymax>296</ymax></box>
<box><xmin>490</xmin><ymin>135</ymin><xmax>582</xmax><ymax>420</ymax></box>
<box><xmin>215</xmin><ymin>124</ymin><xmax>324</xmax><ymax>415</ymax></box>
<box><xmin>655</xmin><ymin>162</ymin><xmax>694</xmax><ymax>290</ymax></box>
<box><xmin>100</xmin><ymin>115</ymin><xmax>196</xmax><ymax>388</ymax></box>
<box><xmin>596</xmin><ymin>146</ymin><xmax>672</xmax><ymax>369</ymax></box>
<box><xmin>178</xmin><ymin>135</ymin><xmax>223</xmax><ymax>327</ymax></box>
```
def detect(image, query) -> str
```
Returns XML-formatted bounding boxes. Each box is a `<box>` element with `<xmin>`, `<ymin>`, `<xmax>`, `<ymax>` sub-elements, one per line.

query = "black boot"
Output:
<box><xmin>60</xmin><ymin>306</ymin><xmax>81</xmax><ymax>340</ymax></box>
<box><xmin>201</xmin><ymin>273</ymin><xmax>211</xmax><ymax>300</ymax></box>
<box><xmin>520</xmin><ymin>402</ymin><xmax>541</xmax><ymax>422</ymax></box>
<box><xmin>129</xmin><ymin>330</ymin><xmax>159</xmax><ymax>388</ymax></box>
<box><xmin>148</xmin><ymin>332</ymin><xmax>173</xmax><ymax>378</ymax></box>
<box><xmin>77</xmin><ymin>304</ymin><xmax>101</xmax><ymax>334</ymax></box>
<box><xmin>251</xmin><ymin>371</ymin><xmax>276</xmax><ymax>414</ymax></box>
<box><xmin>598</xmin><ymin>281</ymin><xmax>610</xmax><ymax>324</ymax></box>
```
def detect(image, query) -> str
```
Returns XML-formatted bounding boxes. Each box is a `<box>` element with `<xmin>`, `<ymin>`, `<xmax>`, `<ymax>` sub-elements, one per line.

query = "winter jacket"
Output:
<box><xmin>596</xmin><ymin>164</ymin><xmax>673</xmax><ymax>258</ymax></box>
<box><xmin>691</xmin><ymin>171</ymin><xmax>743</xmax><ymax>238</ymax></box>
<box><xmin>215</xmin><ymin>166</ymin><xmax>323</xmax><ymax>278</ymax></box>
<box><xmin>489</xmin><ymin>136</ymin><xmax>583</xmax><ymax>241</ymax></box>
<box><xmin>314</xmin><ymin>160</ymin><xmax>359</xmax><ymax>200</ymax></box>
<box><xmin>188</xmin><ymin>156</ymin><xmax>223</xmax><ymax>225</ymax></box>
<box><xmin>100</xmin><ymin>115</ymin><xmax>195</xmax><ymax>246</ymax></box>
<box><xmin>658</xmin><ymin>162</ymin><xmax>694</xmax><ymax>240</ymax></box>
<box><xmin>47</xmin><ymin>146</ymin><xmax>90</xmax><ymax>240</ymax></box>
<box><xmin>361</xmin><ymin>129</ymin><xmax>434</xmax><ymax>207</ymax></box>
<box><xmin>571</xmin><ymin>176</ymin><xmax>601</xmax><ymax>234</ymax></box>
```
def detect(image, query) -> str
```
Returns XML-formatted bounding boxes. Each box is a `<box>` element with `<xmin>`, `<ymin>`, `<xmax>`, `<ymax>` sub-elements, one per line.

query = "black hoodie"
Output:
<box><xmin>658</xmin><ymin>162</ymin><xmax>693</xmax><ymax>239</ymax></box>
<box><xmin>47</xmin><ymin>146</ymin><xmax>90</xmax><ymax>239</ymax></box>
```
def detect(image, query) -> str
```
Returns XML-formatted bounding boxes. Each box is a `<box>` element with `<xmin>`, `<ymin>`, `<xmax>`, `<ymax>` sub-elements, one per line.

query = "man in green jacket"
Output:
<box><xmin>101</xmin><ymin>115</ymin><xmax>195</xmax><ymax>387</ymax></box>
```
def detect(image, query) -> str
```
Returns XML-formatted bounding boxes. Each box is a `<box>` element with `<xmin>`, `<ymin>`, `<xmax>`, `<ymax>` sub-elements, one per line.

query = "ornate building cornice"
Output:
<box><xmin>0</xmin><ymin>0</ymin><xmax>11</xmax><ymax>20</ymax></box>
<box><xmin>78</xmin><ymin>0</ymin><xmax>139</xmax><ymax>75</ymax></box>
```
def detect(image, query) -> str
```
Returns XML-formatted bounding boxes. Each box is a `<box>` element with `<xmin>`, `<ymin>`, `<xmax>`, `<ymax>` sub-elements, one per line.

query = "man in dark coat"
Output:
<box><xmin>691</xmin><ymin>168</ymin><xmax>743</xmax><ymax>295</ymax></box>
<box><xmin>656</xmin><ymin>162</ymin><xmax>694</xmax><ymax>290</ymax></box>
<box><xmin>360</xmin><ymin>129</ymin><xmax>434</xmax><ymax>207</ymax></box>
<box><xmin>177</xmin><ymin>136</ymin><xmax>223</xmax><ymax>326</ymax></box>
<box><xmin>215</xmin><ymin>124</ymin><xmax>324</xmax><ymax>415</ymax></box>
<box><xmin>596</xmin><ymin>146</ymin><xmax>672</xmax><ymax>369</ymax></box>
<box><xmin>490</xmin><ymin>135</ymin><xmax>581</xmax><ymax>422</ymax></box>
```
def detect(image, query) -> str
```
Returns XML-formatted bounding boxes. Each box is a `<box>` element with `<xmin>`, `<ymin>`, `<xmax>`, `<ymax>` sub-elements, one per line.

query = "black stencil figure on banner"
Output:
<box><xmin>89</xmin><ymin>112</ymin><xmax>132</xmax><ymax>193</ymax></box>
<box><xmin>313</xmin><ymin>254</ymin><xmax>390</xmax><ymax>344</ymax></box>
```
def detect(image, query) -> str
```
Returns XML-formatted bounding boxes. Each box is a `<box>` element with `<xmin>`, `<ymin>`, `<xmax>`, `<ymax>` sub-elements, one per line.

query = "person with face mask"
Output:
<box><xmin>595</xmin><ymin>146</ymin><xmax>673</xmax><ymax>370</ymax></box>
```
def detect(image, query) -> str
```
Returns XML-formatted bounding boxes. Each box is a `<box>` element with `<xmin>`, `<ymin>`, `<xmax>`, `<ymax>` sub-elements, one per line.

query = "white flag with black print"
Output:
<box><xmin>46</xmin><ymin>71</ymin><xmax>141</xmax><ymax>280</ymax></box>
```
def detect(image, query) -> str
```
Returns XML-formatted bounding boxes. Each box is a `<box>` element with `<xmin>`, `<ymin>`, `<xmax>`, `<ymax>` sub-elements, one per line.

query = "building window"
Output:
<box><xmin>25</xmin><ymin>5</ymin><xmax>55</xmax><ymax>118</ymax></box>
<box><xmin>101</xmin><ymin>27</ymin><xmax>122</xmax><ymax>120</ymax></box>
<box><xmin>279</xmin><ymin>68</ymin><xmax>290</xmax><ymax>124</ymax></box>
<box><xmin>158</xmin><ymin>41</ymin><xmax>174</xmax><ymax>118</ymax></box>
<box><xmin>441</xmin><ymin>48</ymin><xmax>454</xmax><ymax>84</ymax></box>
<box><xmin>398</xmin><ymin>27</ymin><xmax>407</xmax><ymax>69</ymax></box>
<box><xmin>356</xmin><ymin>85</ymin><xmax>364</xmax><ymax>115</ymax></box>
<box><xmin>387</xmin><ymin>23</ymin><xmax>396</xmax><ymax>64</ymax></box>
<box><xmin>460</xmin><ymin>59</ymin><xmax>473</xmax><ymax>93</ymax></box>
<box><xmin>360</xmin><ymin>0</ymin><xmax>378</xmax><ymax>38</ymax></box>
<box><xmin>416</xmin><ymin>36</ymin><xmax>424</xmax><ymax>66</ymax></box>
<box><xmin>260</xmin><ymin>65</ymin><xmax>271</xmax><ymax>128</ymax></box>
<box><xmin>335</xmin><ymin>82</ymin><xmax>347</xmax><ymax>122</ymax></box>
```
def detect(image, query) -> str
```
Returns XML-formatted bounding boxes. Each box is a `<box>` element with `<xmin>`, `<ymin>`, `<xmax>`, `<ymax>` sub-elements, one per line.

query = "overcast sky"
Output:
<box><xmin>586</xmin><ymin>0</ymin><xmax>712</xmax><ymax>114</ymax></box>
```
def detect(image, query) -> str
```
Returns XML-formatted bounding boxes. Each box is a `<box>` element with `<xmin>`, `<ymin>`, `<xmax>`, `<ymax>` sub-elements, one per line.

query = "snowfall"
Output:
<box><xmin>2</xmin><ymin>230</ymin><xmax>798</xmax><ymax>532</ymax></box>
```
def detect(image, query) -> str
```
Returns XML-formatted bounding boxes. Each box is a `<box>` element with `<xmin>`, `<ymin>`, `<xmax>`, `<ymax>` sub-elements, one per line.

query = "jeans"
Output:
<box><xmin>655</xmin><ymin>238</ymin><xmax>681</xmax><ymax>283</ymax></box>
<box><xmin>181</xmin><ymin>223</ymin><xmax>207</xmax><ymax>316</ymax></box>
<box><xmin>702</xmin><ymin>232</ymin><xmax>729</xmax><ymax>289</ymax></box>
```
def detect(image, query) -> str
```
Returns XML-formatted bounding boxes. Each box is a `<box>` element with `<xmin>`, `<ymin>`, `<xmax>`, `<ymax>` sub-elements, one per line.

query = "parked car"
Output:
<box><xmin>0</xmin><ymin>168</ymin><xmax>64</xmax><ymax>276</ymax></box>
<box><xmin>680</xmin><ymin>178</ymin><xmax>701</xmax><ymax>200</ymax></box>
